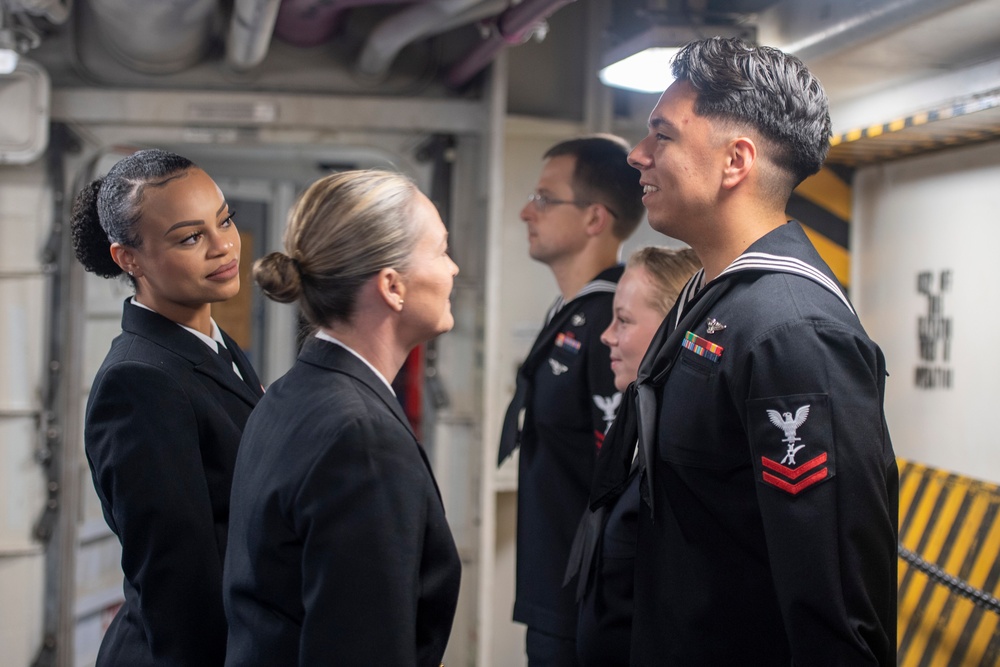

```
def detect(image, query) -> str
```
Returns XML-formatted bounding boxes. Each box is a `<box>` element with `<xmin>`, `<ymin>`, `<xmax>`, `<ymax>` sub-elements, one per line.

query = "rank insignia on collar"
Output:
<box><xmin>748</xmin><ymin>395</ymin><xmax>835</xmax><ymax>496</ymax></box>
<box><xmin>706</xmin><ymin>318</ymin><xmax>726</xmax><ymax>334</ymax></box>
<box><xmin>572</xmin><ymin>313</ymin><xmax>586</xmax><ymax>326</ymax></box>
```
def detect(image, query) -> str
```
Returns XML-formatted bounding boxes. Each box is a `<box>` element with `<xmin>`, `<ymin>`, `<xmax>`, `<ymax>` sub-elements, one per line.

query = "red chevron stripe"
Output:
<box><xmin>762</xmin><ymin>468</ymin><xmax>828</xmax><ymax>495</ymax></box>
<box><xmin>760</xmin><ymin>452</ymin><xmax>828</xmax><ymax>479</ymax></box>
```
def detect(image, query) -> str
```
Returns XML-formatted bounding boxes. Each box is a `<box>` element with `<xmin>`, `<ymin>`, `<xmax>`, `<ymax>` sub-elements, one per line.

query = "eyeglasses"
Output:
<box><xmin>526</xmin><ymin>193</ymin><xmax>619</xmax><ymax>219</ymax></box>
<box><xmin>526</xmin><ymin>193</ymin><xmax>590</xmax><ymax>212</ymax></box>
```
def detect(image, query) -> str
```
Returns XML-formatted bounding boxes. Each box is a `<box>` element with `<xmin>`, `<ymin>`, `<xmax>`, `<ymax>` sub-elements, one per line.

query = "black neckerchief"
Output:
<box><xmin>497</xmin><ymin>269</ymin><xmax>620</xmax><ymax>466</ymax></box>
<box><xmin>566</xmin><ymin>251</ymin><xmax>853</xmax><ymax>597</ymax></box>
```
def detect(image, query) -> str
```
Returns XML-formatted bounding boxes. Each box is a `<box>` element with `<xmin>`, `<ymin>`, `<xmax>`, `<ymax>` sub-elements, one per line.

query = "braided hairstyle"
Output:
<box><xmin>70</xmin><ymin>149</ymin><xmax>195</xmax><ymax>279</ymax></box>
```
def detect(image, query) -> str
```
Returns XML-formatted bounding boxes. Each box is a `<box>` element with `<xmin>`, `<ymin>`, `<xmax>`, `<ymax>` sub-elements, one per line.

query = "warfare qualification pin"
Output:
<box><xmin>706</xmin><ymin>318</ymin><xmax>727</xmax><ymax>334</ymax></box>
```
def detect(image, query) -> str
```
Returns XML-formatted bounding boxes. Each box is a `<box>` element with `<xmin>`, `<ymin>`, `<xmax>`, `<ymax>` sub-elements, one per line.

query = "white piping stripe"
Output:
<box><xmin>546</xmin><ymin>278</ymin><xmax>619</xmax><ymax>323</ymax></box>
<box><xmin>674</xmin><ymin>269</ymin><xmax>706</xmax><ymax>326</ymax></box>
<box><xmin>721</xmin><ymin>252</ymin><xmax>855</xmax><ymax>315</ymax></box>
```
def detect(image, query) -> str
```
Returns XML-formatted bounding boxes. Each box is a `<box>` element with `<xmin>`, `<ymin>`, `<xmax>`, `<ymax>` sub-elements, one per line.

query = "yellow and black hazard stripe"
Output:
<box><xmin>786</xmin><ymin>88</ymin><xmax>1000</xmax><ymax>289</ymax></box>
<box><xmin>897</xmin><ymin>459</ymin><xmax>1000</xmax><ymax>666</ymax></box>
<box><xmin>826</xmin><ymin>87</ymin><xmax>1000</xmax><ymax>167</ymax></box>
<box><xmin>787</xmin><ymin>164</ymin><xmax>853</xmax><ymax>289</ymax></box>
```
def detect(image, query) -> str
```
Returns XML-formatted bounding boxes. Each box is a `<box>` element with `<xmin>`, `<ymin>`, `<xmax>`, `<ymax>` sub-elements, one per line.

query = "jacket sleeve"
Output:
<box><xmin>86</xmin><ymin>361</ymin><xmax>228</xmax><ymax>665</ymax></box>
<box><xmin>584</xmin><ymin>297</ymin><xmax>622</xmax><ymax>450</ymax></box>
<box><xmin>293</xmin><ymin>414</ymin><xmax>433</xmax><ymax>667</ymax></box>
<box><xmin>741</xmin><ymin>319</ymin><xmax>897</xmax><ymax>666</ymax></box>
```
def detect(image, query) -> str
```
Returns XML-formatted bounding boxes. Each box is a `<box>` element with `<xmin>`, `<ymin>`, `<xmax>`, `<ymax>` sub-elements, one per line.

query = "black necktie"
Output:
<box><xmin>497</xmin><ymin>301</ymin><xmax>582</xmax><ymax>466</ymax></box>
<box><xmin>217</xmin><ymin>342</ymin><xmax>236</xmax><ymax>374</ymax></box>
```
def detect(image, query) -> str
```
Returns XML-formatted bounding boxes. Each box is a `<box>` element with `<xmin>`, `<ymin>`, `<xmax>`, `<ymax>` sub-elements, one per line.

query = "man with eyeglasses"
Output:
<box><xmin>498</xmin><ymin>134</ymin><xmax>644</xmax><ymax>666</ymax></box>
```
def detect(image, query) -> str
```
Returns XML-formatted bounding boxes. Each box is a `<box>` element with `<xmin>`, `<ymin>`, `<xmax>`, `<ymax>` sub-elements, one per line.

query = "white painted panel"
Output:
<box><xmin>492</xmin><ymin>490</ymin><xmax>525</xmax><ymax>667</ymax></box>
<box><xmin>83</xmin><ymin>317</ymin><xmax>125</xmax><ymax>389</ymax></box>
<box><xmin>0</xmin><ymin>553</ymin><xmax>45</xmax><ymax>667</ymax></box>
<box><xmin>0</xmin><ymin>417</ymin><xmax>46</xmax><ymax>547</ymax></box>
<box><xmin>0</xmin><ymin>167</ymin><xmax>51</xmax><ymax>273</ymax></box>
<box><xmin>75</xmin><ymin>534</ymin><xmax>122</xmax><ymax>616</ymax></box>
<box><xmin>83</xmin><ymin>271</ymin><xmax>132</xmax><ymax>318</ymax></box>
<box><xmin>853</xmin><ymin>141</ymin><xmax>1000</xmax><ymax>484</ymax></box>
<box><xmin>0</xmin><ymin>276</ymin><xmax>45</xmax><ymax>411</ymax></box>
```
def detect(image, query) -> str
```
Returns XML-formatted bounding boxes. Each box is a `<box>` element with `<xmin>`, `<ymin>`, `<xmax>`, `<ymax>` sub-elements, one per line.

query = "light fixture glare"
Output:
<box><xmin>598</xmin><ymin>24</ymin><xmax>756</xmax><ymax>94</ymax></box>
<box><xmin>0</xmin><ymin>48</ymin><xmax>18</xmax><ymax>75</ymax></box>
<box><xmin>599</xmin><ymin>47</ymin><xmax>679</xmax><ymax>94</ymax></box>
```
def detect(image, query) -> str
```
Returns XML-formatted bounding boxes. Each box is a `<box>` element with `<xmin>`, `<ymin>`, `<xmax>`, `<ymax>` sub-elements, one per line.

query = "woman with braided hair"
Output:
<box><xmin>72</xmin><ymin>148</ymin><xmax>263</xmax><ymax>666</ymax></box>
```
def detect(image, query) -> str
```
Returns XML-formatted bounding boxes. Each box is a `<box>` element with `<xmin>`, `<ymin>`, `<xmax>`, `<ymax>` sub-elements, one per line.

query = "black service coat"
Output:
<box><xmin>629</xmin><ymin>222</ymin><xmax>897</xmax><ymax>666</ymax></box>
<box><xmin>85</xmin><ymin>298</ymin><xmax>263</xmax><ymax>666</ymax></box>
<box><xmin>224</xmin><ymin>336</ymin><xmax>461</xmax><ymax>667</ymax></box>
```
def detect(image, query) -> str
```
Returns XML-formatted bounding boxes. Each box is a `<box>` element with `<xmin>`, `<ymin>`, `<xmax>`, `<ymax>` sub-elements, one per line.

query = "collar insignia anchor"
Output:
<box><xmin>706</xmin><ymin>318</ymin><xmax>727</xmax><ymax>334</ymax></box>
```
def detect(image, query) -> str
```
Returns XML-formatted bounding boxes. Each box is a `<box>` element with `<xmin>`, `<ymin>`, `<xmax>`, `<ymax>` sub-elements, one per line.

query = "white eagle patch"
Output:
<box><xmin>593</xmin><ymin>393</ymin><xmax>622</xmax><ymax>428</ymax></box>
<box><xmin>766</xmin><ymin>405</ymin><xmax>810</xmax><ymax>465</ymax></box>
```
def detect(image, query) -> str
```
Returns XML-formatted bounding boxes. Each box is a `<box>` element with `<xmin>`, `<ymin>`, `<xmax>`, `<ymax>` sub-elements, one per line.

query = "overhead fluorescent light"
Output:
<box><xmin>599</xmin><ymin>25</ymin><xmax>757</xmax><ymax>94</ymax></box>
<box><xmin>599</xmin><ymin>46</ymin><xmax>679</xmax><ymax>94</ymax></box>
<box><xmin>0</xmin><ymin>48</ymin><xmax>18</xmax><ymax>74</ymax></box>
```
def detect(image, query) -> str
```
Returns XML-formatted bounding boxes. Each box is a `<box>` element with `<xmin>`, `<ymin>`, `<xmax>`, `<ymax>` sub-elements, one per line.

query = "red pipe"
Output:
<box><xmin>275</xmin><ymin>0</ymin><xmax>428</xmax><ymax>48</ymax></box>
<box><xmin>445</xmin><ymin>0</ymin><xmax>577</xmax><ymax>88</ymax></box>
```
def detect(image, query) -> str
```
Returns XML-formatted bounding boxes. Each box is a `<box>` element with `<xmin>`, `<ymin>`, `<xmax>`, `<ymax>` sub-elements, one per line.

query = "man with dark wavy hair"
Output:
<box><xmin>619</xmin><ymin>37</ymin><xmax>897</xmax><ymax>664</ymax></box>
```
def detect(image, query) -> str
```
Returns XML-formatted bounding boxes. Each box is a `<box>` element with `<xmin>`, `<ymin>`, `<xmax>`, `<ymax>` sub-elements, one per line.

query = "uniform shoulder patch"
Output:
<box><xmin>593</xmin><ymin>392</ymin><xmax>621</xmax><ymax>430</ymax></box>
<box><xmin>747</xmin><ymin>393</ymin><xmax>835</xmax><ymax>496</ymax></box>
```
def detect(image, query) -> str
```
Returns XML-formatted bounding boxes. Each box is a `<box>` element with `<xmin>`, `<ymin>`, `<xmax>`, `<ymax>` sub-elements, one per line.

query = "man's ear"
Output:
<box><xmin>110</xmin><ymin>242</ymin><xmax>142</xmax><ymax>277</ymax></box>
<box><xmin>584</xmin><ymin>203</ymin><xmax>614</xmax><ymax>238</ymax></box>
<box><xmin>376</xmin><ymin>267</ymin><xmax>406</xmax><ymax>312</ymax></box>
<box><xmin>721</xmin><ymin>136</ymin><xmax>756</xmax><ymax>190</ymax></box>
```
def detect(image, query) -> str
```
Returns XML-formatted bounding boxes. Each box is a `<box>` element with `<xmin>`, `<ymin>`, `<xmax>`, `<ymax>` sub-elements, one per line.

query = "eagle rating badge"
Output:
<box><xmin>747</xmin><ymin>394</ymin><xmax>834</xmax><ymax>496</ymax></box>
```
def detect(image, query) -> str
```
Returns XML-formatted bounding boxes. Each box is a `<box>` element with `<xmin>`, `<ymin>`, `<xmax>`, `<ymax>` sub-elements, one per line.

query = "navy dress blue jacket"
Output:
<box><xmin>224</xmin><ymin>337</ymin><xmax>461</xmax><ymax>667</ymax></box>
<box><xmin>86</xmin><ymin>298</ymin><xmax>263</xmax><ymax>666</ymax></box>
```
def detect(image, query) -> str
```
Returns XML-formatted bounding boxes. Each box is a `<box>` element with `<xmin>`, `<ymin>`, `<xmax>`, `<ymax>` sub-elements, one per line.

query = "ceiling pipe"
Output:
<box><xmin>89</xmin><ymin>0</ymin><xmax>216</xmax><ymax>74</ymax></box>
<box><xmin>768</xmin><ymin>0</ymin><xmax>973</xmax><ymax>63</ymax></box>
<box><xmin>7</xmin><ymin>0</ymin><xmax>72</xmax><ymax>25</ymax></box>
<box><xmin>445</xmin><ymin>0</ymin><xmax>576</xmax><ymax>89</ymax></box>
<box><xmin>227</xmin><ymin>0</ymin><xmax>282</xmax><ymax>72</ymax></box>
<box><xmin>432</xmin><ymin>0</ymin><xmax>508</xmax><ymax>36</ymax></box>
<box><xmin>354</xmin><ymin>0</ymin><xmax>484</xmax><ymax>81</ymax></box>
<box><xmin>275</xmin><ymin>0</ymin><xmax>426</xmax><ymax>49</ymax></box>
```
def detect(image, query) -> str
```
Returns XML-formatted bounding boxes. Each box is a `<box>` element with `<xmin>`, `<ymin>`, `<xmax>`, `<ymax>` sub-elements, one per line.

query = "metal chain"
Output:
<box><xmin>898</xmin><ymin>545</ymin><xmax>1000</xmax><ymax>615</ymax></box>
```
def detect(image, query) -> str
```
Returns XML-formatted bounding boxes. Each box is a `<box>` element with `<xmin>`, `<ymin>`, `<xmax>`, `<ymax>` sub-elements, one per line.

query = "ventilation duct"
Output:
<box><xmin>88</xmin><ymin>0</ymin><xmax>217</xmax><ymax>74</ymax></box>
<box><xmin>446</xmin><ymin>0</ymin><xmax>576</xmax><ymax>88</ymax></box>
<box><xmin>274</xmin><ymin>0</ymin><xmax>424</xmax><ymax>49</ymax></box>
<box><xmin>227</xmin><ymin>0</ymin><xmax>281</xmax><ymax>71</ymax></box>
<box><xmin>355</xmin><ymin>0</ymin><xmax>483</xmax><ymax>80</ymax></box>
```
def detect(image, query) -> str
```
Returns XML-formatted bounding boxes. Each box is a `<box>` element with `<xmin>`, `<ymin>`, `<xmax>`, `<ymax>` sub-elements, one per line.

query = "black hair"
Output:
<box><xmin>672</xmin><ymin>37</ymin><xmax>831</xmax><ymax>191</ymax></box>
<box><xmin>543</xmin><ymin>134</ymin><xmax>645</xmax><ymax>240</ymax></box>
<box><xmin>70</xmin><ymin>148</ymin><xmax>195</xmax><ymax>279</ymax></box>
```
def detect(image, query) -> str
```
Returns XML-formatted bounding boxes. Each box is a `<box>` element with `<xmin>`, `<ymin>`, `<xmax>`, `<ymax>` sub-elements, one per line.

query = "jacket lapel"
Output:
<box><xmin>298</xmin><ymin>337</ymin><xmax>444</xmax><ymax>497</ymax></box>
<box><xmin>120</xmin><ymin>299</ymin><xmax>262</xmax><ymax>408</ymax></box>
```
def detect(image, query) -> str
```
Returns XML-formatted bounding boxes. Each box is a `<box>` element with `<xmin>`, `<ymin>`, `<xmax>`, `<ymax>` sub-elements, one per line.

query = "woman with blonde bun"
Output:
<box><xmin>224</xmin><ymin>170</ymin><xmax>461</xmax><ymax>667</ymax></box>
